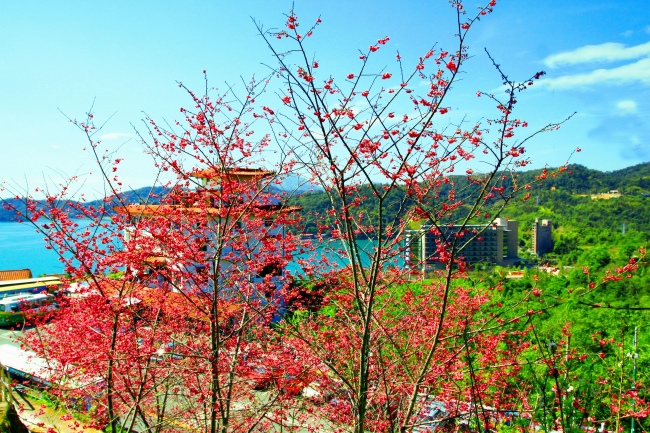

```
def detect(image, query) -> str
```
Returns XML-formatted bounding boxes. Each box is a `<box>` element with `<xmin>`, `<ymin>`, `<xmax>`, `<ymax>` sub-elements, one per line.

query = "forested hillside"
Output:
<box><xmin>514</xmin><ymin>162</ymin><xmax>650</xmax><ymax>194</ymax></box>
<box><xmin>290</xmin><ymin>162</ymin><xmax>650</xmax><ymax>256</ymax></box>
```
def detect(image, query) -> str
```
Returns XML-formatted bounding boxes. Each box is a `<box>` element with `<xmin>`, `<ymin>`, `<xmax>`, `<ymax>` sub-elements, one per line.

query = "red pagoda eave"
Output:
<box><xmin>189</xmin><ymin>167</ymin><xmax>275</xmax><ymax>181</ymax></box>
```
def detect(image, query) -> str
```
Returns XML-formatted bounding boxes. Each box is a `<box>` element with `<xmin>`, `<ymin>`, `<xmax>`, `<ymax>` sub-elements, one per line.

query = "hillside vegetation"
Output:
<box><xmin>292</xmin><ymin>163</ymin><xmax>650</xmax><ymax>253</ymax></box>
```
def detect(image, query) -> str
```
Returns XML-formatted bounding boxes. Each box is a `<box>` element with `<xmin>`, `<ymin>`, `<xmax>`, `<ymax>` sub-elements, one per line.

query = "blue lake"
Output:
<box><xmin>0</xmin><ymin>222</ymin><xmax>68</xmax><ymax>276</ymax></box>
<box><xmin>0</xmin><ymin>221</ymin><xmax>402</xmax><ymax>277</ymax></box>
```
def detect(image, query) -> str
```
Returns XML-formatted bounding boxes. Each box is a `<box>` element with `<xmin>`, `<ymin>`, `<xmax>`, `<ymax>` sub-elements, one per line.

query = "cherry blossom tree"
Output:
<box><xmin>0</xmin><ymin>1</ymin><xmax>594</xmax><ymax>433</ymax></box>
<box><xmin>248</xmin><ymin>2</ymin><xmax>574</xmax><ymax>432</ymax></box>
<box><xmin>7</xmin><ymin>78</ymin><xmax>316</xmax><ymax>432</ymax></box>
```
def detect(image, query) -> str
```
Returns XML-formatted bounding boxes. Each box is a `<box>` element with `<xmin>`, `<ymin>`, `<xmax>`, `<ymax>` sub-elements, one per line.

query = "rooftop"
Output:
<box><xmin>189</xmin><ymin>167</ymin><xmax>275</xmax><ymax>181</ymax></box>
<box><xmin>0</xmin><ymin>269</ymin><xmax>32</xmax><ymax>282</ymax></box>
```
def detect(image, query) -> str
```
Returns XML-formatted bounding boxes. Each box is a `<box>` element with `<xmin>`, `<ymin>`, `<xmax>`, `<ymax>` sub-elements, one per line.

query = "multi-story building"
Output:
<box><xmin>405</xmin><ymin>218</ymin><xmax>519</xmax><ymax>270</ymax></box>
<box><xmin>532</xmin><ymin>218</ymin><xmax>553</xmax><ymax>256</ymax></box>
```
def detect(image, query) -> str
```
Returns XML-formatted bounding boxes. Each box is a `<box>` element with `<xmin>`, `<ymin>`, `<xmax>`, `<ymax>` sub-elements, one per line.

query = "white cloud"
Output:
<box><xmin>544</xmin><ymin>41</ymin><xmax>650</xmax><ymax>68</ymax></box>
<box><xmin>100</xmin><ymin>132</ymin><xmax>132</xmax><ymax>141</ymax></box>
<box><xmin>616</xmin><ymin>99</ymin><xmax>637</xmax><ymax>114</ymax></box>
<box><xmin>537</xmin><ymin>57</ymin><xmax>650</xmax><ymax>89</ymax></box>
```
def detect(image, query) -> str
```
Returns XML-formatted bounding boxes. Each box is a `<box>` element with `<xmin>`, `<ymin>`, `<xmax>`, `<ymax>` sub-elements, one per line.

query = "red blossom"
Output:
<box><xmin>5</xmin><ymin>7</ymin><xmax>594</xmax><ymax>433</ymax></box>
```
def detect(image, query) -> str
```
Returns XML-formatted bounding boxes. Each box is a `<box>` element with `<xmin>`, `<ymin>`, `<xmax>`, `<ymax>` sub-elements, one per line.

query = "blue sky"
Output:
<box><xmin>1</xmin><ymin>0</ymin><xmax>649</xmax><ymax>198</ymax></box>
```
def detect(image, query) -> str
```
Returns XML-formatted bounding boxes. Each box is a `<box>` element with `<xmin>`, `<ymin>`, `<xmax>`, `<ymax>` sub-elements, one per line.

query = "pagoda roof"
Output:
<box><xmin>189</xmin><ymin>167</ymin><xmax>275</xmax><ymax>181</ymax></box>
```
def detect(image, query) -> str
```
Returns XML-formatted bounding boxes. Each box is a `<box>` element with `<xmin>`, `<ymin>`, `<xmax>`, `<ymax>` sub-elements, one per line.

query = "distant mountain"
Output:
<box><xmin>0</xmin><ymin>186</ymin><xmax>167</xmax><ymax>222</ymax></box>
<box><xmin>2</xmin><ymin>162</ymin><xmax>648</xmax><ymax>223</ymax></box>
<box><xmin>86</xmin><ymin>186</ymin><xmax>169</xmax><ymax>208</ymax></box>
<box><xmin>0</xmin><ymin>176</ymin><xmax>320</xmax><ymax>222</ymax></box>
<box><xmin>513</xmin><ymin>162</ymin><xmax>650</xmax><ymax>194</ymax></box>
<box><xmin>277</xmin><ymin>174</ymin><xmax>323</xmax><ymax>194</ymax></box>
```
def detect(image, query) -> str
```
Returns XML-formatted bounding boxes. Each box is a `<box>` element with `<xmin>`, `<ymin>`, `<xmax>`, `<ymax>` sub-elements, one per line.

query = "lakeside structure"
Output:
<box><xmin>0</xmin><ymin>271</ymin><xmax>63</xmax><ymax>300</ymax></box>
<box><xmin>405</xmin><ymin>218</ymin><xmax>519</xmax><ymax>271</ymax></box>
<box><xmin>0</xmin><ymin>269</ymin><xmax>32</xmax><ymax>281</ymax></box>
<box><xmin>532</xmin><ymin>218</ymin><xmax>553</xmax><ymax>256</ymax></box>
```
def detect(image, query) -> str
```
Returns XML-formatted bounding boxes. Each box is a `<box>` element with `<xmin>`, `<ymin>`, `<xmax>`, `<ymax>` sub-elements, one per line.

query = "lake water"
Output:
<box><xmin>0</xmin><ymin>221</ymin><xmax>402</xmax><ymax>277</ymax></box>
<box><xmin>0</xmin><ymin>222</ymin><xmax>79</xmax><ymax>276</ymax></box>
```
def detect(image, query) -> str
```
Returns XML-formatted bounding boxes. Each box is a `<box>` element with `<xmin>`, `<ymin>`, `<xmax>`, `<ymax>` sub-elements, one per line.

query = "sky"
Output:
<box><xmin>1</xmin><ymin>0</ymin><xmax>649</xmax><ymax>199</ymax></box>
